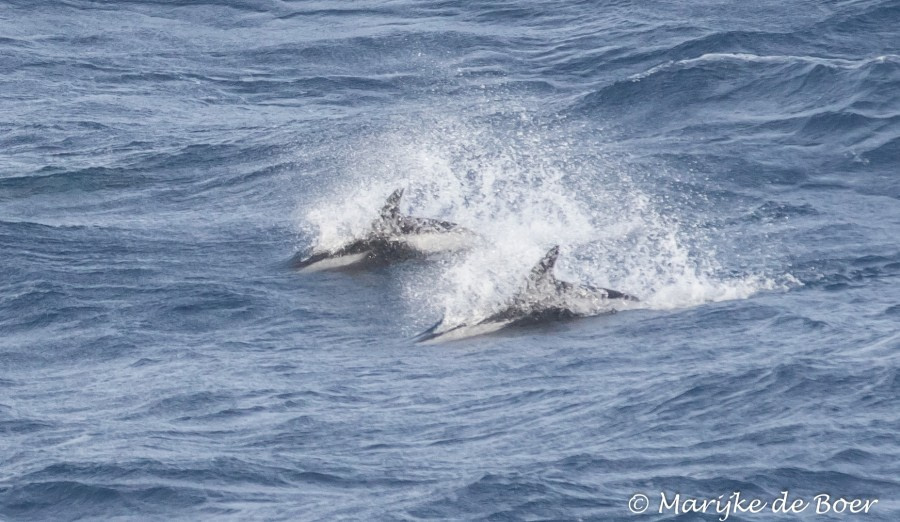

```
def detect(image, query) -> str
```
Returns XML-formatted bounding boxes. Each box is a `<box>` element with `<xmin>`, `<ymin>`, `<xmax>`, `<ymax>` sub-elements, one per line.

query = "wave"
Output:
<box><xmin>584</xmin><ymin>51</ymin><xmax>899</xmax><ymax>118</ymax></box>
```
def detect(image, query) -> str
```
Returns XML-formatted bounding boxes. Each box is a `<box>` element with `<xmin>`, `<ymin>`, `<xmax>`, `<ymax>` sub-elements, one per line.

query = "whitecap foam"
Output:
<box><xmin>629</xmin><ymin>53</ymin><xmax>900</xmax><ymax>81</ymax></box>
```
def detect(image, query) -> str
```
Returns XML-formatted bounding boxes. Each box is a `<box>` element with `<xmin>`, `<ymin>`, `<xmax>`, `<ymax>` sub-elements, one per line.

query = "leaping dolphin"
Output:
<box><xmin>416</xmin><ymin>245</ymin><xmax>638</xmax><ymax>343</ymax></box>
<box><xmin>292</xmin><ymin>189</ymin><xmax>478</xmax><ymax>271</ymax></box>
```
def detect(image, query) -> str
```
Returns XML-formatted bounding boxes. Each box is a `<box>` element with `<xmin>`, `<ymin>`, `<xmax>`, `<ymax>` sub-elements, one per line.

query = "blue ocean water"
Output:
<box><xmin>1</xmin><ymin>0</ymin><xmax>899</xmax><ymax>520</ymax></box>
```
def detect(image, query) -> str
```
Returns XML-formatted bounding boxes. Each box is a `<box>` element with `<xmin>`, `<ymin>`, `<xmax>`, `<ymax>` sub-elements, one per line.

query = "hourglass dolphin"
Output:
<box><xmin>416</xmin><ymin>246</ymin><xmax>638</xmax><ymax>343</ymax></box>
<box><xmin>292</xmin><ymin>189</ymin><xmax>478</xmax><ymax>271</ymax></box>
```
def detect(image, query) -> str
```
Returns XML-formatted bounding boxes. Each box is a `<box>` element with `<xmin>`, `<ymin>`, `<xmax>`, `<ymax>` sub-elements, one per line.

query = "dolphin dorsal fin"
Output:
<box><xmin>379</xmin><ymin>188</ymin><xmax>404</xmax><ymax>220</ymax></box>
<box><xmin>528</xmin><ymin>245</ymin><xmax>560</xmax><ymax>284</ymax></box>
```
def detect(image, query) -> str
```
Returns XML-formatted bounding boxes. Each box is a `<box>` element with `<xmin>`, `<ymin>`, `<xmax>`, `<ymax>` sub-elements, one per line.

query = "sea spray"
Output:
<box><xmin>297</xmin><ymin>108</ymin><xmax>787</xmax><ymax>331</ymax></box>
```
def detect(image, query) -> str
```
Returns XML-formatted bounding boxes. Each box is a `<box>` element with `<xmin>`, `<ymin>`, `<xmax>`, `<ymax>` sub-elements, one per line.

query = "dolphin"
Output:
<box><xmin>292</xmin><ymin>189</ymin><xmax>478</xmax><ymax>271</ymax></box>
<box><xmin>416</xmin><ymin>245</ymin><xmax>638</xmax><ymax>343</ymax></box>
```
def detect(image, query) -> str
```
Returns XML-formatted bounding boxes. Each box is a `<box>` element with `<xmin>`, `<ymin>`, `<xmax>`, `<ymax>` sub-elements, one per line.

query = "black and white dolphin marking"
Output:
<box><xmin>416</xmin><ymin>245</ymin><xmax>638</xmax><ymax>343</ymax></box>
<box><xmin>292</xmin><ymin>189</ymin><xmax>477</xmax><ymax>271</ymax></box>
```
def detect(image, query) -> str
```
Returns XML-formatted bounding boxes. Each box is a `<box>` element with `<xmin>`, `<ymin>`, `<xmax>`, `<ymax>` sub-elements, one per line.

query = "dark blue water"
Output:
<box><xmin>2</xmin><ymin>1</ymin><xmax>899</xmax><ymax>520</ymax></box>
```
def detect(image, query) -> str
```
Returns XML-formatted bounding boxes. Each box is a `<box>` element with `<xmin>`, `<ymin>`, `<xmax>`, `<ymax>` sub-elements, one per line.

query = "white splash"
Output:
<box><xmin>297</xmin><ymin>108</ymin><xmax>789</xmax><ymax>327</ymax></box>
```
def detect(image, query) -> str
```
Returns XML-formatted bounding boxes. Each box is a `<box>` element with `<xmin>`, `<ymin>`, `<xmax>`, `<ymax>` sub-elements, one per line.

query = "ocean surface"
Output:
<box><xmin>2</xmin><ymin>0</ymin><xmax>899</xmax><ymax>520</ymax></box>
